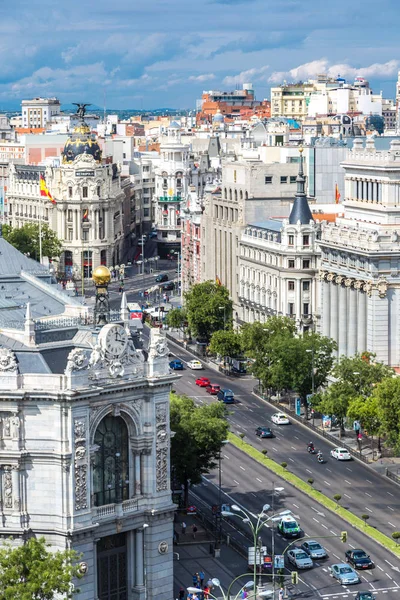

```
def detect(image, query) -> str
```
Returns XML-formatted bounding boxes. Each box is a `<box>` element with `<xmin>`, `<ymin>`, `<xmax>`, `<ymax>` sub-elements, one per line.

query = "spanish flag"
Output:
<box><xmin>335</xmin><ymin>183</ymin><xmax>341</xmax><ymax>204</ymax></box>
<box><xmin>40</xmin><ymin>174</ymin><xmax>56</xmax><ymax>204</ymax></box>
<box><xmin>82</xmin><ymin>208</ymin><xmax>89</xmax><ymax>221</ymax></box>
<box><xmin>216</xmin><ymin>276</ymin><xmax>222</xmax><ymax>286</ymax></box>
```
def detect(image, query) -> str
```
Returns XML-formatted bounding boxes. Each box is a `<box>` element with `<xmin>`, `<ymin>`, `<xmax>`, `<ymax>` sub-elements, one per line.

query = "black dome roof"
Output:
<box><xmin>62</xmin><ymin>123</ymin><xmax>102</xmax><ymax>164</ymax></box>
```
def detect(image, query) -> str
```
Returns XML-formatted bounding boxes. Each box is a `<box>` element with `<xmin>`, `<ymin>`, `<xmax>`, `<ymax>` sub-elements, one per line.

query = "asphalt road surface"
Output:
<box><xmin>165</xmin><ymin>337</ymin><xmax>400</xmax><ymax>542</ymax></box>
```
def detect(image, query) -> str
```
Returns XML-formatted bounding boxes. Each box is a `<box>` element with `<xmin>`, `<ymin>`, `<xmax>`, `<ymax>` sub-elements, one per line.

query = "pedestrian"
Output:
<box><xmin>166</xmin><ymin>294</ymin><xmax>169</xmax><ymax>303</ymax></box>
<box><xmin>199</xmin><ymin>571</ymin><xmax>205</xmax><ymax>587</ymax></box>
<box><xmin>278</xmin><ymin>587</ymin><xmax>284</xmax><ymax>600</ymax></box>
<box><xmin>203</xmin><ymin>586</ymin><xmax>210</xmax><ymax>599</ymax></box>
<box><xmin>181</xmin><ymin>521</ymin><xmax>186</xmax><ymax>534</ymax></box>
<box><xmin>178</xmin><ymin>587</ymin><xmax>185</xmax><ymax>600</ymax></box>
<box><xmin>192</xmin><ymin>524</ymin><xmax>198</xmax><ymax>539</ymax></box>
<box><xmin>192</xmin><ymin>572</ymin><xmax>199</xmax><ymax>586</ymax></box>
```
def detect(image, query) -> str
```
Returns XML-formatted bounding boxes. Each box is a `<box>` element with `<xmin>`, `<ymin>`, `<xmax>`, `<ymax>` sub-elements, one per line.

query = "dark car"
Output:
<box><xmin>161</xmin><ymin>281</ymin><xmax>174</xmax><ymax>291</ymax></box>
<box><xmin>345</xmin><ymin>549</ymin><xmax>374</xmax><ymax>570</ymax></box>
<box><xmin>255</xmin><ymin>426</ymin><xmax>274</xmax><ymax>438</ymax></box>
<box><xmin>355</xmin><ymin>593</ymin><xmax>375</xmax><ymax>600</ymax></box>
<box><xmin>155</xmin><ymin>274</ymin><xmax>168</xmax><ymax>283</ymax></box>
<box><xmin>217</xmin><ymin>388</ymin><xmax>234</xmax><ymax>403</ymax></box>
<box><xmin>169</xmin><ymin>359</ymin><xmax>184</xmax><ymax>370</ymax></box>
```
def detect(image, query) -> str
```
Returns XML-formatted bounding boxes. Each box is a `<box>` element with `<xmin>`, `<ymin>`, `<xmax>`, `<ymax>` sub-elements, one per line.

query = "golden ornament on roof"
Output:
<box><xmin>92</xmin><ymin>266</ymin><xmax>111</xmax><ymax>285</ymax></box>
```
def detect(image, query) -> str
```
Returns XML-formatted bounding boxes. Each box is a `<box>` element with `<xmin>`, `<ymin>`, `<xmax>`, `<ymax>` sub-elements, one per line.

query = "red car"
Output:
<box><xmin>195</xmin><ymin>377</ymin><xmax>211</xmax><ymax>387</ymax></box>
<box><xmin>206</xmin><ymin>384</ymin><xmax>221</xmax><ymax>395</ymax></box>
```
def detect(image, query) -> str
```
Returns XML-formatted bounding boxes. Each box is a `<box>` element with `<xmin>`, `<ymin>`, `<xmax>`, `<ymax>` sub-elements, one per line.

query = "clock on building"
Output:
<box><xmin>98</xmin><ymin>324</ymin><xmax>129</xmax><ymax>359</ymax></box>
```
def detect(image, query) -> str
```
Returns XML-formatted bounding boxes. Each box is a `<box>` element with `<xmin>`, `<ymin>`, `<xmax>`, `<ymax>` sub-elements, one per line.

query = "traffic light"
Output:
<box><xmin>340</xmin><ymin>531</ymin><xmax>347</xmax><ymax>543</ymax></box>
<box><xmin>291</xmin><ymin>571</ymin><xmax>299</xmax><ymax>585</ymax></box>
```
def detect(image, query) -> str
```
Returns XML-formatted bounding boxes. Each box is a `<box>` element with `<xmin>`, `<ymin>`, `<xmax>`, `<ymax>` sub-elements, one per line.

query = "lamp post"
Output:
<box><xmin>306</xmin><ymin>348</ymin><xmax>315</xmax><ymax>424</ymax></box>
<box><xmin>188</xmin><ymin>576</ymin><xmax>255</xmax><ymax>600</ymax></box>
<box><xmin>222</xmin><ymin>503</ymin><xmax>291</xmax><ymax>598</ymax></box>
<box><xmin>217</xmin><ymin>440</ymin><xmax>229</xmax><ymax>549</ymax></box>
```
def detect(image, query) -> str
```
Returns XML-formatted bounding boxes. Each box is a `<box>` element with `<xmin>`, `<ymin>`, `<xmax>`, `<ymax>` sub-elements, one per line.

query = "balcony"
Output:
<box><xmin>93</xmin><ymin>497</ymin><xmax>139</xmax><ymax>522</ymax></box>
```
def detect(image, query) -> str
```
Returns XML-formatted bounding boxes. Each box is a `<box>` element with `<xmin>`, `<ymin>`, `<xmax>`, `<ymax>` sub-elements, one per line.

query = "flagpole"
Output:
<box><xmin>39</xmin><ymin>198</ymin><xmax>43</xmax><ymax>264</ymax></box>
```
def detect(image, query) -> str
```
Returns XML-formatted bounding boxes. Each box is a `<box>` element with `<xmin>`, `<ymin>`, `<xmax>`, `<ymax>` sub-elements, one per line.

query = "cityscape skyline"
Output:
<box><xmin>1</xmin><ymin>0</ymin><xmax>400</xmax><ymax>109</ymax></box>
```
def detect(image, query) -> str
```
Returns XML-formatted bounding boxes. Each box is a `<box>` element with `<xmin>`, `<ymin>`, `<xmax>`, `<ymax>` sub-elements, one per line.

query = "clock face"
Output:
<box><xmin>99</xmin><ymin>325</ymin><xmax>128</xmax><ymax>358</ymax></box>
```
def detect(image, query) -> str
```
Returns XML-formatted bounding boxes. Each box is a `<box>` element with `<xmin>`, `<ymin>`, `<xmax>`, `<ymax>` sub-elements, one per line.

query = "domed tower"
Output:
<box><xmin>153</xmin><ymin>120</ymin><xmax>190</xmax><ymax>258</ymax></box>
<box><xmin>212</xmin><ymin>109</ymin><xmax>225</xmax><ymax>131</ymax></box>
<box><xmin>62</xmin><ymin>104</ymin><xmax>102</xmax><ymax>164</ymax></box>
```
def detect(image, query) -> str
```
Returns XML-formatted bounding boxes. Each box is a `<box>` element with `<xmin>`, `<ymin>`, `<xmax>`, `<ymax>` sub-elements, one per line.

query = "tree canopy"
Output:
<box><xmin>3</xmin><ymin>223</ymin><xmax>63</xmax><ymax>261</ymax></box>
<box><xmin>0</xmin><ymin>536</ymin><xmax>81</xmax><ymax>599</ymax></box>
<box><xmin>184</xmin><ymin>281</ymin><xmax>233</xmax><ymax>342</ymax></box>
<box><xmin>166</xmin><ymin>307</ymin><xmax>187</xmax><ymax>331</ymax></box>
<box><xmin>209</xmin><ymin>329</ymin><xmax>242</xmax><ymax>359</ymax></box>
<box><xmin>371</xmin><ymin>377</ymin><xmax>400</xmax><ymax>452</ymax></box>
<box><xmin>170</xmin><ymin>394</ymin><xmax>229</xmax><ymax>505</ymax></box>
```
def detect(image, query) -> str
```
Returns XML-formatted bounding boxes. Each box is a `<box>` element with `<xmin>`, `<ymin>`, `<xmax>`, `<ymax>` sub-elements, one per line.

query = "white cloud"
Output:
<box><xmin>188</xmin><ymin>73</ymin><xmax>216</xmax><ymax>82</ymax></box>
<box><xmin>223</xmin><ymin>65</ymin><xmax>269</xmax><ymax>86</ymax></box>
<box><xmin>268</xmin><ymin>59</ymin><xmax>399</xmax><ymax>84</ymax></box>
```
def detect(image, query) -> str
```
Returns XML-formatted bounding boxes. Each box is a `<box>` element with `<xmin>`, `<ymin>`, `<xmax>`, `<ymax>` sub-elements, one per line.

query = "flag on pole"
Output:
<box><xmin>82</xmin><ymin>208</ymin><xmax>89</xmax><ymax>221</ymax></box>
<box><xmin>40</xmin><ymin>174</ymin><xmax>55</xmax><ymax>204</ymax></box>
<box><xmin>335</xmin><ymin>183</ymin><xmax>341</xmax><ymax>204</ymax></box>
<box><xmin>216</xmin><ymin>276</ymin><xmax>222</xmax><ymax>286</ymax></box>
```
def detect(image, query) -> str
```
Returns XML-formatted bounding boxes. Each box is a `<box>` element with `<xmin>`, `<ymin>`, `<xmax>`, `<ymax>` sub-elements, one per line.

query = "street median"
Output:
<box><xmin>229</xmin><ymin>432</ymin><xmax>400</xmax><ymax>558</ymax></box>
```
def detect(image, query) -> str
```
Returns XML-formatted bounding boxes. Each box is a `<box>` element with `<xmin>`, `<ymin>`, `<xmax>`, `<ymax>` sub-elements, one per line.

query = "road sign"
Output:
<box><xmin>274</xmin><ymin>555</ymin><xmax>284</xmax><ymax>569</ymax></box>
<box><xmin>248</xmin><ymin>546</ymin><xmax>267</xmax><ymax>565</ymax></box>
<box><xmin>295</xmin><ymin>398</ymin><xmax>301</xmax><ymax>416</ymax></box>
<box><xmin>263</xmin><ymin>555</ymin><xmax>273</xmax><ymax>568</ymax></box>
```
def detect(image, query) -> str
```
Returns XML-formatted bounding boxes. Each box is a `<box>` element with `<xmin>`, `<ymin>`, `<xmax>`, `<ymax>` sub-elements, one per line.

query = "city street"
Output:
<box><xmin>164</xmin><ymin>337</ymin><xmax>400</xmax><ymax>541</ymax></box>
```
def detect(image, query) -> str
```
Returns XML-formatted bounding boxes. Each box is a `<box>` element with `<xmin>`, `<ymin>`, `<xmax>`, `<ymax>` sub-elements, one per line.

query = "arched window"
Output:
<box><xmin>224</xmin><ymin>188</ymin><xmax>227</xmax><ymax>199</ymax></box>
<box><xmin>234</xmin><ymin>189</ymin><xmax>238</xmax><ymax>201</ymax></box>
<box><xmin>240</xmin><ymin>190</ymin><xmax>243</xmax><ymax>200</ymax></box>
<box><xmin>93</xmin><ymin>415</ymin><xmax>129</xmax><ymax>507</ymax></box>
<box><xmin>229</xmin><ymin>188</ymin><xmax>232</xmax><ymax>200</ymax></box>
<box><xmin>245</xmin><ymin>191</ymin><xmax>248</xmax><ymax>200</ymax></box>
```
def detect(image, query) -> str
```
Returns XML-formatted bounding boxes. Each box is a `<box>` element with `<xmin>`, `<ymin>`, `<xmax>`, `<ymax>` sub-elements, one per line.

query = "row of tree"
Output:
<box><xmin>168</xmin><ymin>281</ymin><xmax>400</xmax><ymax>453</ymax></box>
<box><xmin>2</xmin><ymin>223</ymin><xmax>63</xmax><ymax>260</ymax></box>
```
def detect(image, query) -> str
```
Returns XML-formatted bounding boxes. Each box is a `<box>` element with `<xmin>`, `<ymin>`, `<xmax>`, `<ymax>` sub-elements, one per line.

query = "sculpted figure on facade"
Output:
<box><xmin>0</xmin><ymin>348</ymin><xmax>19</xmax><ymax>373</ymax></box>
<box><xmin>363</xmin><ymin>281</ymin><xmax>373</xmax><ymax>297</ymax></box>
<box><xmin>65</xmin><ymin>348</ymin><xmax>90</xmax><ymax>373</ymax></box>
<box><xmin>375</xmin><ymin>277</ymin><xmax>388</xmax><ymax>298</ymax></box>
<box><xmin>74</xmin><ymin>419</ymin><xmax>88</xmax><ymax>511</ymax></box>
<box><xmin>3</xmin><ymin>467</ymin><xmax>12</xmax><ymax>509</ymax></box>
<box><xmin>155</xmin><ymin>403</ymin><xmax>168</xmax><ymax>492</ymax></box>
<box><xmin>345</xmin><ymin>278</ymin><xmax>354</xmax><ymax>288</ymax></box>
<box><xmin>326</xmin><ymin>272</ymin><xmax>335</xmax><ymax>282</ymax></box>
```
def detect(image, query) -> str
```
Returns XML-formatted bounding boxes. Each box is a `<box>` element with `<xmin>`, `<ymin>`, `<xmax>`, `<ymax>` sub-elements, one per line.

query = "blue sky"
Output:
<box><xmin>1</xmin><ymin>0</ymin><xmax>400</xmax><ymax>109</ymax></box>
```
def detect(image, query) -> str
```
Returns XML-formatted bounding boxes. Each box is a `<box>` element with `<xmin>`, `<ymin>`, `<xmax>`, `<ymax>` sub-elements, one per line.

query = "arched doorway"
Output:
<box><xmin>93</xmin><ymin>415</ymin><xmax>129</xmax><ymax>507</ymax></box>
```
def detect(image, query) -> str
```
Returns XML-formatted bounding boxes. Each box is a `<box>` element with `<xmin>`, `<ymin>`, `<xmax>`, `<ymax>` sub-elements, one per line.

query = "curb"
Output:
<box><xmin>229</xmin><ymin>432</ymin><xmax>400</xmax><ymax>559</ymax></box>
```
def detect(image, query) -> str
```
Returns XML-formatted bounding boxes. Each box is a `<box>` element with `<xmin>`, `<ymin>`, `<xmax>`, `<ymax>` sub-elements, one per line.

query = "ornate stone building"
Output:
<box><xmin>0</xmin><ymin>237</ymin><xmax>175</xmax><ymax>599</ymax></box>
<box><xmin>319</xmin><ymin>138</ymin><xmax>400</xmax><ymax>365</ymax></box>
<box><xmin>6</xmin><ymin>114</ymin><xmax>126</xmax><ymax>278</ymax></box>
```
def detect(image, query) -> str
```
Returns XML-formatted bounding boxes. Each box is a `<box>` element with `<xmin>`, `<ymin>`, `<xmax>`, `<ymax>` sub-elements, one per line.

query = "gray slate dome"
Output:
<box><xmin>288</xmin><ymin>149</ymin><xmax>314</xmax><ymax>225</ymax></box>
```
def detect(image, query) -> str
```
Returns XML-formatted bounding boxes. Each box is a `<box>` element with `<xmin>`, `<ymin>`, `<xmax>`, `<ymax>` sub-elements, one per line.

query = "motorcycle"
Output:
<box><xmin>307</xmin><ymin>445</ymin><xmax>316</xmax><ymax>454</ymax></box>
<box><xmin>317</xmin><ymin>453</ymin><xmax>324</xmax><ymax>464</ymax></box>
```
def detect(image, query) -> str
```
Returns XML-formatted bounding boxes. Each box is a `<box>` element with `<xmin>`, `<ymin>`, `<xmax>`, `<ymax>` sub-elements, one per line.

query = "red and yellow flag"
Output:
<box><xmin>40</xmin><ymin>174</ymin><xmax>55</xmax><ymax>204</ymax></box>
<box><xmin>82</xmin><ymin>208</ymin><xmax>89</xmax><ymax>221</ymax></box>
<box><xmin>216</xmin><ymin>276</ymin><xmax>222</xmax><ymax>286</ymax></box>
<box><xmin>335</xmin><ymin>183</ymin><xmax>341</xmax><ymax>204</ymax></box>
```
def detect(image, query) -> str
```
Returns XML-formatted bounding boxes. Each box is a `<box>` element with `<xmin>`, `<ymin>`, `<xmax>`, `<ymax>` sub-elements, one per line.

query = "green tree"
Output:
<box><xmin>3</xmin><ymin>223</ymin><xmax>62</xmax><ymax>261</ymax></box>
<box><xmin>0</xmin><ymin>536</ymin><xmax>82</xmax><ymax>599</ymax></box>
<box><xmin>334</xmin><ymin>353</ymin><xmax>393</xmax><ymax>397</ymax></box>
<box><xmin>170</xmin><ymin>394</ymin><xmax>229</xmax><ymax>505</ymax></box>
<box><xmin>372</xmin><ymin>377</ymin><xmax>400</xmax><ymax>452</ymax></box>
<box><xmin>184</xmin><ymin>281</ymin><xmax>233</xmax><ymax>342</ymax></box>
<box><xmin>347</xmin><ymin>395</ymin><xmax>381</xmax><ymax>449</ymax></box>
<box><xmin>311</xmin><ymin>381</ymin><xmax>356</xmax><ymax>438</ymax></box>
<box><xmin>166</xmin><ymin>308</ymin><xmax>187</xmax><ymax>333</ymax></box>
<box><xmin>209</xmin><ymin>330</ymin><xmax>242</xmax><ymax>360</ymax></box>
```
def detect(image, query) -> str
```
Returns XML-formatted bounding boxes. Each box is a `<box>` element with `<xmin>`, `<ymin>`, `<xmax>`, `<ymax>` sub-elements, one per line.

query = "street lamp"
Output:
<box><xmin>217</xmin><ymin>440</ymin><xmax>229</xmax><ymax>549</ymax></box>
<box><xmin>306</xmin><ymin>348</ymin><xmax>315</xmax><ymax>423</ymax></box>
<box><xmin>143</xmin><ymin>523</ymin><xmax>149</xmax><ymax>600</ymax></box>
<box><xmin>187</xmin><ymin>577</ymin><xmax>255</xmax><ymax>600</ymax></box>
<box><xmin>222</xmin><ymin>501</ymin><xmax>291</xmax><ymax>598</ymax></box>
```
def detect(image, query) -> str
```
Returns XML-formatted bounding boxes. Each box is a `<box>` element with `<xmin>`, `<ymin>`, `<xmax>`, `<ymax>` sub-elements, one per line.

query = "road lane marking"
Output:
<box><xmin>333</xmin><ymin>553</ymin><xmax>340</xmax><ymax>560</ymax></box>
<box><xmin>233</xmin><ymin>479</ymin><xmax>240</xmax><ymax>485</ymax></box>
<box><xmin>326</xmin><ymin>468</ymin><xmax>332</xmax><ymax>473</ymax></box>
<box><xmin>346</xmin><ymin>467</ymin><xmax>352</xmax><ymax>472</ymax></box>
<box><xmin>386</xmin><ymin>573</ymin><xmax>393</xmax><ymax>580</ymax></box>
<box><xmin>323</xmin><ymin>480</ymin><xmax>331</xmax><ymax>486</ymax></box>
<box><xmin>344</xmin><ymin>479</ymin><xmax>352</xmax><ymax>485</ymax></box>
<box><xmin>251</xmin><ymin>492</ymin><xmax>257</xmax><ymax>497</ymax></box>
<box><xmin>313</xmin><ymin>518</ymin><xmax>320</xmax><ymax>523</ymax></box>
<box><xmin>378</xmin><ymin>565</ymin><xmax>384</xmax><ymax>571</ymax></box>
<box><xmin>321</xmin><ymin>524</ymin><xmax>328</xmax><ymax>529</ymax></box>
<box><xmin>344</xmin><ymin>494</ymin><xmax>351</xmax><ymax>499</ymax></box>
<box><xmin>388</xmin><ymin>506</ymin><xmax>395</xmax><ymax>511</ymax></box>
<box><xmin>349</xmin><ymin>544</ymin><xmax>355</xmax><ymax>549</ymax></box>
<box><xmin>330</xmin><ymin>530</ymin><xmax>336</xmax><ymax>535</ymax></box>
<box><xmin>364</xmin><ymin>506</ymin><xmax>373</xmax><ymax>512</ymax></box>
<box><xmin>223</xmin><ymin>454</ymin><xmax>230</xmax><ymax>459</ymax></box>
<box><xmin>366</xmin><ymin>479</ymin><xmax>372</xmax><ymax>484</ymax></box>
<box><xmin>289</xmin><ymin>457</ymin><xmax>295</xmax><ymax>462</ymax></box>
<box><xmin>387</xmin><ymin>491</ymin><xmax>394</xmax><ymax>497</ymax></box>
<box><xmin>239</xmin><ymin>466</ymin><xmax>245</xmax><ymax>471</ymax></box>
<box><xmin>389</xmin><ymin>522</ymin><xmax>396</xmax><ymax>527</ymax></box>
<box><xmin>272</xmin><ymin>447</ymin><xmax>278</xmax><ymax>452</ymax></box>
<box><xmin>291</xmin><ymin>446</ymin><xmax>296</xmax><ymax>450</ymax></box>
<box><xmin>365</xmin><ymin>492</ymin><xmax>372</xmax><ymax>497</ymax></box>
<box><xmin>306</xmin><ymin>468</ymin><xmax>313</xmax><ymax>474</ymax></box>
<box><xmin>256</xmin><ymin>477</ymin><xmax>262</xmax><ymax>483</ymax></box>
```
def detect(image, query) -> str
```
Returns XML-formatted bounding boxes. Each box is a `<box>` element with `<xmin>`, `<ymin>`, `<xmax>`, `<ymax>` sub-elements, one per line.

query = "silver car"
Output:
<box><xmin>287</xmin><ymin>549</ymin><xmax>313</xmax><ymax>569</ymax></box>
<box><xmin>330</xmin><ymin>563</ymin><xmax>360</xmax><ymax>585</ymax></box>
<box><xmin>301</xmin><ymin>540</ymin><xmax>328</xmax><ymax>559</ymax></box>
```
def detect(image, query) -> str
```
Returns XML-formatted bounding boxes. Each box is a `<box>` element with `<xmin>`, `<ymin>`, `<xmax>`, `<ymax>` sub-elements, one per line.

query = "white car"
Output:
<box><xmin>287</xmin><ymin>548</ymin><xmax>313</xmax><ymax>569</ymax></box>
<box><xmin>271</xmin><ymin>412</ymin><xmax>290</xmax><ymax>425</ymax></box>
<box><xmin>330</xmin><ymin>447</ymin><xmax>352</xmax><ymax>461</ymax></box>
<box><xmin>187</xmin><ymin>360</ymin><xmax>203</xmax><ymax>370</ymax></box>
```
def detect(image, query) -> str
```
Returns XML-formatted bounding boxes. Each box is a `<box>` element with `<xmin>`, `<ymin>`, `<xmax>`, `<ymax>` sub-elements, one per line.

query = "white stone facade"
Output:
<box><xmin>7</xmin><ymin>154</ymin><xmax>126</xmax><ymax>277</ymax></box>
<box><xmin>21</xmin><ymin>97</ymin><xmax>61</xmax><ymax>129</ymax></box>
<box><xmin>0</xmin><ymin>326</ymin><xmax>175</xmax><ymax>600</ymax></box>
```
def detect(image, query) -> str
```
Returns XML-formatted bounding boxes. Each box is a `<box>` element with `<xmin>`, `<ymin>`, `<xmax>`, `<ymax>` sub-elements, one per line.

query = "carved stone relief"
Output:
<box><xmin>155</xmin><ymin>403</ymin><xmax>168</xmax><ymax>492</ymax></box>
<box><xmin>3</xmin><ymin>467</ymin><xmax>12</xmax><ymax>509</ymax></box>
<box><xmin>74</xmin><ymin>419</ymin><xmax>88</xmax><ymax>511</ymax></box>
<box><xmin>0</xmin><ymin>348</ymin><xmax>18</xmax><ymax>373</ymax></box>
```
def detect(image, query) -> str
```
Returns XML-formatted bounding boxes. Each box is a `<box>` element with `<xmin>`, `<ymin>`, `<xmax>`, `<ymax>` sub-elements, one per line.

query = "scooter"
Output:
<box><xmin>317</xmin><ymin>453</ymin><xmax>324</xmax><ymax>464</ymax></box>
<box><xmin>307</xmin><ymin>445</ymin><xmax>316</xmax><ymax>454</ymax></box>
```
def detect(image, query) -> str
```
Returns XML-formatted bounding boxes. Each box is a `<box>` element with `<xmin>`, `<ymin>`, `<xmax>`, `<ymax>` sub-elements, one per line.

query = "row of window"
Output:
<box><xmin>241</xmin><ymin>248</ymin><xmax>312</xmax><ymax>270</ymax></box>
<box><xmin>322</xmin><ymin>249</ymin><xmax>365</xmax><ymax>269</ymax></box>
<box><xmin>214</xmin><ymin>204</ymin><xmax>239</xmax><ymax>222</ymax></box>
<box><xmin>265</xmin><ymin>175</ymin><xmax>297</xmax><ymax>185</ymax></box>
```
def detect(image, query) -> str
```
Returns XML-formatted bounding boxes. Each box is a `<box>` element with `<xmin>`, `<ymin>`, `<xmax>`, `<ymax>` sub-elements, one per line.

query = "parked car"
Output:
<box><xmin>287</xmin><ymin>549</ymin><xmax>313</xmax><ymax>570</ymax></box>
<box><xmin>331</xmin><ymin>447</ymin><xmax>352</xmax><ymax>461</ymax></box>
<box><xmin>301</xmin><ymin>540</ymin><xmax>328</xmax><ymax>559</ymax></box>
<box><xmin>255</xmin><ymin>426</ymin><xmax>274</xmax><ymax>439</ymax></box>
<box><xmin>161</xmin><ymin>281</ymin><xmax>174</xmax><ymax>291</ymax></box>
<box><xmin>277</xmin><ymin>516</ymin><xmax>301</xmax><ymax>538</ymax></box>
<box><xmin>195</xmin><ymin>377</ymin><xmax>211</xmax><ymax>387</ymax></box>
<box><xmin>329</xmin><ymin>563</ymin><xmax>360</xmax><ymax>585</ymax></box>
<box><xmin>169</xmin><ymin>359</ymin><xmax>184</xmax><ymax>370</ymax></box>
<box><xmin>355</xmin><ymin>593</ymin><xmax>375</xmax><ymax>600</ymax></box>
<box><xmin>271</xmin><ymin>412</ymin><xmax>290</xmax><ymax>425</ymax></box>
<box><xmin>217</xmin><ymin>388</ymin><xmax>235</xmax><ymax>404</ymax></box>
<box><xmin>187</xmin><ymin>360</ymin><xmax>203</xmax><ymax>370</ymax></box>
<box><xmin>155</xmin><ymin>273</ymin><xmax>169</xmax><ymax>283</ymax></box>
<box><xmin>345</xmin><ymin>549</ymin><xmax>374</xmax><ymax>569</ymax></box>
<box><xmin>206</xmin><ymin>384</ymin><xmax>221</xmax><ymax>395</ymax></box>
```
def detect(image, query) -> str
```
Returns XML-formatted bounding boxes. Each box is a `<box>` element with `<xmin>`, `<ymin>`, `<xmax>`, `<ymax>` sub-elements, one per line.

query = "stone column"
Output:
<box><xmin>11</xmin><ymin>466</ymin><xmax>20</xmax><ymax>512</ymax></box>
<box><xmin>322</xmin><ymin>277</ymin><xmax>330</xmax><ymax>337</ymax></box>
<box><xmin>127</xmin><ymin>530</ymin><xmax>135</xmax><ymax>590</ymax></box>
<box><xmin>337</xmin><ymin>276</ymin><xmax>347</xmax><ymax>357</ymax></box>
<box><xmin>134</xmin><ymin>453</ymin><xmax>141</xmax><ymax>495</ymax></box>
<box><xmin>328</xmin><ymin>274</ymin><xmax>338</xmax><ymax>344</ymax></box>
<box><xmin>135</xmin><ymin>528</ymin><xmax>144</xmax><ymax>588</ymax></box>
<box><xmin>347</xmin><ymin>279</ymin><xmax>357</xmax><ymax>356</ymax></box>
<box><xmin>356</xmin><ymin>282</ymin><xmax>367</xmax><ymax>353</ymax></box>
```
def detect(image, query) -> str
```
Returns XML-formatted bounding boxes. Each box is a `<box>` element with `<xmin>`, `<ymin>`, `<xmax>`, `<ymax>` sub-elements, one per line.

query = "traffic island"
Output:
<box><xmin>229</xmin><ymin>432</ymin><xmax>400</xmax><ymax>559</ymax></box>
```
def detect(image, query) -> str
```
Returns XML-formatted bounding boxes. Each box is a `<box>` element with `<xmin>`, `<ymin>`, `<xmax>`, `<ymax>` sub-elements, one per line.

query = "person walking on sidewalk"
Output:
<box><xmin>181</xmin><ymin>521</ymin><xmax>187</xmax><ymax>534</ymax></box>
<box><xmin>199</xmin><ymin>571</ymin><xmax>205</xmax><ymax>587</ymax></box>
<box><xmin>192</xmin><ymin>524</ymin><xmax>198</xmax><ymax>539</ymax></box>
<box><xmin>203</xmin><ymin>585</ymin><xmax>210</xmax><ymax>599</ymax></box>
<box><xmin>178</xmin><ymin>587</ymin><xmax>185</xmax><ymax>600</ymax></box>
<box><xmin>192</xmin><ymin>572</ymin><xmax>200</xmax><ymax>587</ymax></box>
